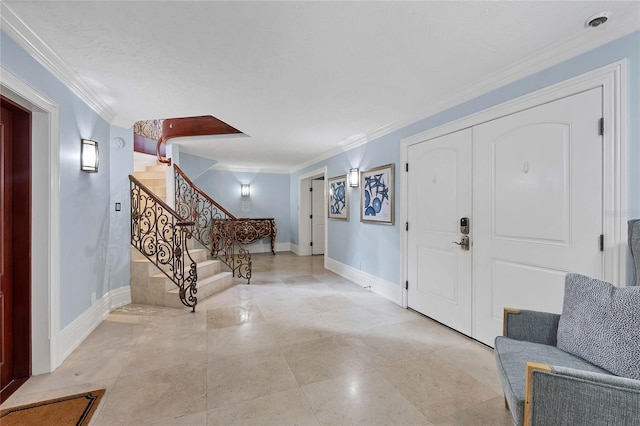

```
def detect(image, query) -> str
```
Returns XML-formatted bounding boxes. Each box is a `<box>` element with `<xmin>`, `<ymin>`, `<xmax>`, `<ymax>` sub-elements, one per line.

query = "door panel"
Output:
<box><xmin>311</xmin><ymin>179</ymin><xmax>325</xmax><ymax>255</ymax></box>
<box><xmin>493</xmin><ymin>123</ymin><xmax>571</xmax><ymax>243</ymax></box>
<box><xmin>473</xmin><ymin>88</ymin><xmax>603</xmax><ymax>345</ymax></box>
<box><xmin>0</xmin><ymin>109</ymin><xmax>13</xmax><ymax>392</ymax></box>
<box><xmin>408</xmin><ymin>128</ymin><xmax>472</xmax><ymax>336</ymax></box>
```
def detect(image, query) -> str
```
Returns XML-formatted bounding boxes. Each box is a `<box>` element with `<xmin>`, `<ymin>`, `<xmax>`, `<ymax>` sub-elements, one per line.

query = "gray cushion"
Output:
<box><xmin>557</xmin><ymin>273</ymin><xmax>640</xmax><ymax>380</ymax></box>
<box><xmin>494</xmin><ymin>336</ymin><xmax>612</xmax><ymax>426</ymax></box>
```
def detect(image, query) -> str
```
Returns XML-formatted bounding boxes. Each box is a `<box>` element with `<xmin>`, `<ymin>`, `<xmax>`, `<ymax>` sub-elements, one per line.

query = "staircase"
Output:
<box><xmin>130</xmin><ymin>163</ymin><xmax>233</xmax><ymax>309</ymax></box>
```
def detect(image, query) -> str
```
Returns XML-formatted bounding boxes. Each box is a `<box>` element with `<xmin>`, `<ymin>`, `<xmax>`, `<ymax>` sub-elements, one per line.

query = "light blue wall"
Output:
<box><xmin>108</xmin><ymin>126</ymin><xmax>134</xmax><ymax>293</ymax></box>
<box><xmin>292</xmin><ymin>31</ymin><xmax>640</xmax><ymax>287</ymax></box>
<box><xmin>178</xmin><ymin>151</ymin><xmax>217</xmax><ymax>181</ymax></box>
<box><xmin>1</xmin><ymin>32</ymin><xmax>132</xmax><ymax>328</ymax></box>
<box><xmin>193</xmin><ymin>169</ymin><xmax>291</xmax><ymax>243</ymax></box>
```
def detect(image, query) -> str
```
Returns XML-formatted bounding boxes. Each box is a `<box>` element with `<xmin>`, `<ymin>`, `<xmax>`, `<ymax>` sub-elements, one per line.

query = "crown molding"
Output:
<box><xmin>209</xmin><ymin>163</ymin><xmax>290</xmax><ymax>175</ymax></box>
<box><xmin>293</xmin><ymin>19</ymin><xmax>639</xmax><ymax>173</ymax></box>
<box><xmin>1</xmin><ymin>4</ymin><xmax>116</xmax><ymax>123</ymax></box>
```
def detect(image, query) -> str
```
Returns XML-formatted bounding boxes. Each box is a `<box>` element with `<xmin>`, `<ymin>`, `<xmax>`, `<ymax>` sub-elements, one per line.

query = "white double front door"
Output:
<box><xmin>407</xmin><ymin>88</ymin><xmax>604</xmax><ymax>346</ymax></box>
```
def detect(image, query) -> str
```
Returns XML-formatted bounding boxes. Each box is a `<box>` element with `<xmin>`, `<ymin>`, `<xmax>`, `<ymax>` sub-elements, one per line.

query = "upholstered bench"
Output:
<box><xmin>494</xmin><ymin>273</ymin><xmax>640</xmax><ymax>426</ymax></box>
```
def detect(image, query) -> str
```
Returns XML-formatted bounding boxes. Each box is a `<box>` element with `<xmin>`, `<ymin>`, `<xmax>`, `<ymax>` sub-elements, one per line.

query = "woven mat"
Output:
<box><xmin>0</xmin><ymin>389</ymin><xmax>105</xmax><ymax>426</ymax></box>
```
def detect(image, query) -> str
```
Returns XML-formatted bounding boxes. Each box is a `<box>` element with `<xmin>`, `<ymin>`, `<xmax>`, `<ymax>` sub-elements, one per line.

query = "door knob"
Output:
<box><xmin>452</xmin><ymin>235</ymin><xmax>470</xmax><ymax>251</ymax></box>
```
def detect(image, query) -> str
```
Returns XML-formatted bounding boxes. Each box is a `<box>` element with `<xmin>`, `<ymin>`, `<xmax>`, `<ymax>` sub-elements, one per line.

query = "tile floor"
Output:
<box><xmin>2</xmin><ymin>252</ymin><xmax>513</xmax><ymax>425</ymax></box>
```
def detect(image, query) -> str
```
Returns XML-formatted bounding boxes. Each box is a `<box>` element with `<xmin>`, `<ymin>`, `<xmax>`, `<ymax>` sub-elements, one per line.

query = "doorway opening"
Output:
<box><xmin>297</xmin><ymin>167</ymin><xmax>327</xmax><ymax>257</ymax></box>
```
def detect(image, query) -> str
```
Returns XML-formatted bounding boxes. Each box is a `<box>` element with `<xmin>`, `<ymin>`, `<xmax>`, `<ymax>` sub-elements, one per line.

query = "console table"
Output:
<box><xmin>213</xmin><ymin>218</ymin><xmax>277</xmax><ymax>255</ymax></box>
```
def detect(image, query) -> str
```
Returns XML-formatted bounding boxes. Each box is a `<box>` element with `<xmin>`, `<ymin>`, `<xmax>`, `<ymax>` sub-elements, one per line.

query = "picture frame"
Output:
<box><xmin>328</xmin><ymin>175</ymin><xmax>349</xmax><ymax>220</ymax></box>
<box><xmin>360</xmin><ymin>163</ymin><xmax>394</xmax><ymax>224</ymax></box>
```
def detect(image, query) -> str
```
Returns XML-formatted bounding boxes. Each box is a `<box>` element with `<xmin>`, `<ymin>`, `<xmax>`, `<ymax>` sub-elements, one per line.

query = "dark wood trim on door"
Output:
<box><xmin>0</xmin><ymin>95</ymin><xmax>32</xmax><ymax>403</ymax></box>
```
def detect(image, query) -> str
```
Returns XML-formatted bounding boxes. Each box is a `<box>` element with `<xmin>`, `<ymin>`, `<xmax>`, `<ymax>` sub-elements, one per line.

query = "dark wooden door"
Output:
<box><xmin>0</xmin><ymin>96</ymin><xmax>31</xmax><ymax>403</ymax></box>
<box><xmin>0</xmin><ymin>105</ymin><xmax>13</xmax><ymax>393</ymax></box>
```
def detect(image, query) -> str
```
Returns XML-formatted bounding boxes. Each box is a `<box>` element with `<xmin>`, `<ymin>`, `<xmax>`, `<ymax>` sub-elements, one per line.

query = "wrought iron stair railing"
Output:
<box><xmin>173</xmin><ymin>164</ymin><xmax>252</xmax><ymax>283</ymax></box>
<box><xmin>129</xmin><ymin>175</ymin><xmax>198</xmax><ymax>311</ymax></box>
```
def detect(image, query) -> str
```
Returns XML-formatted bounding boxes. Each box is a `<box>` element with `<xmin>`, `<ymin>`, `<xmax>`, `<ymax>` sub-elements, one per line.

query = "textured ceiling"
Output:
<box><xmin>3</xmin><ymin>1</ymin><xmax>639</xmax><ymax>171</ymax></box>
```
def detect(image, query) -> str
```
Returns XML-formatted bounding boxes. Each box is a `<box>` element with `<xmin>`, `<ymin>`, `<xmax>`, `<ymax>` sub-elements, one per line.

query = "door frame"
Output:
<box><xmin>297</xmin><ymin>167</ymin><xmax>327</xmax><ymax>259</ymax></box>
<box><xmin>1</xmin><ymin>66</ymin><xmax>61</xmax><ymax>374</ymax></box>
<box><xmin>401</xmin><ymin>60</ymin><xmax>627</xmax><ymax>308</ymax></box>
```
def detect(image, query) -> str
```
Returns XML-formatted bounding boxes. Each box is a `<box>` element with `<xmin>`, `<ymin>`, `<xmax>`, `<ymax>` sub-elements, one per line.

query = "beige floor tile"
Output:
<box><xmin>13</xmin><ymin>343</ymin><xmax>134</xmax><ymax>394</ymax></box>
<box><xmin>302</xmin><ymin>369</ymin><xmax>429</xmax><ymax>425</ymax></box>
<box><xmin>319</xmin><ymin>306</ymin><xmax>388</xmax><ymax>333</ymax></box>
<box><xmin>207</xmin><ymin>348</ymin><xmax>298</xmax><ymax>409</ymax></box>
<box><xmin>435</xmin><ymin>340</ymin><xmax>504</xmax><ymax>394</ymax></box>
<box><xmin>255</xmin><ymin>295</ymin><xmax>317</xmax><ymax>322</ymax></box>
<box><xmin>207</xmin><ymin>322</ymin><xmax>280</xmax><ymax>357</ymax></box>
<box><xmin>343</xmin><ymin>324</ymin><xmax>438</xmax><ymax>366</ymax></box>
<box><xmin>198</xmin><ymin>286</ymin><xmax>254</xmax><ymax>310</ymax></box>
<box><xmin>377</xmin><ymin>352</ymin><xmax>501</xmax><ymax>422</ymax></box>
<box><xmin>267</xmin><ymin>313</ymin><xmax>337</xmax><ymax>346</ymax></box>
<box><xmin>6</xmin><ymin>253</ymin><xmax>515</xmax><ymax>424</ymax></box>
<box><xmin>429</xmin><ymin>395</ymin><xmax>513</xmax><ymax>426</ymax></box>
<box><xmin>142</xmin><ymin>325</ymin><xmax>206</xmax><ymax>347</ymax></box>
<box><xmin>78</xmin><ymin>317</ymin><xmax>148</xmax><ymax>349</ymax></box>
<box><xmin>305</xmin><ymin>293</ymin><xmax>357</xmax><ymax>313</ymax></box>
<box><xmin>282</xmin><ymin>274</ymin><xmax>323</xmax><ymax>285</ymax></box>
<box><xmin>93</xmin><ymin>362</ymin><xmax>207</xmax><ymax>425</ymax></box>
<box><xmin>151</xmin><ymin>411</ymin><xmax>208</xmax><ymax>425</ymax></box>
<box><xmin>388</xmin><ymin>318</ymin><xmax>474</xmax><ymax>351</ymax></box>
<box><xmin>0</xmin><ymin>378</ymin><xmax>115</xmax><ymax>409</ymax></box>
<box><xmin>281</xmin><ymin>336</ymin><xmax>373</xmax><ymax>385</ymax></box>
<box><xmin>206</xmin><ymin>388</ymin><xmax>318</xmax><ymax>426</ymax></box>
<box><xmin>206</xmin><ymin>303</ymin><xmax>265</xmax><ymax>330</ymax></box>
<box><xmin>120</xmin><ymin>333</ymin><xmax>207</xmax><ymax>376</ymax></box>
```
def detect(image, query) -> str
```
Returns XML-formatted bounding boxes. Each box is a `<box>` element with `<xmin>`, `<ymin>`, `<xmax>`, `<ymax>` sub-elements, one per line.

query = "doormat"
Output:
<box><xmin>0</xmin><ymin>389</ymin><xmax>105</xmax><ymax>426</ymax></box>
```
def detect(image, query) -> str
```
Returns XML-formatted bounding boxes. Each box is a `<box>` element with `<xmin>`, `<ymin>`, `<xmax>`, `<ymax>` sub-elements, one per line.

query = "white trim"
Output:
<box><xmin>297</xmin><ymin>167</ymin><xmax>327</xmax><ymax>258</ymax></box>
<box><xmin>401</xmin><ymin>61</ymin><xmax>628</xmax><ymax>307</ymax></box>
<box><xmin>1</xmin><ymin>4</ymin><xmax>116</xmax><ymax>124</ymax></box>
<box><xmin>291</xmin><ymin>23</ymin><xmax>639</xmax><ymax>174</ymax></box>
<box><xmin>326</xmin><ymin>257</ymin><xmax>402</xmax><ymax>306</ymax></box>
<box><xmin>290</xmin><ymin>243</ymin><xmax>300</xmax><ymax>255</ymax></box>
<box><xmin>210</xmin><ymin>163</ymin><xmax>290</xmax><ymax>175</ymax></box>
<box><xmin>109</xmin><ymin>286</ymin><xmax>132</xmax><ymax>310</ymax></box>
<box><xmin>1</xmin><ymin>66</ymin><xmax>61</xmax><ymax>374</ymax></box>
<box><xmin>57</xmin><ymin>286</ymin><xmax>131</xmax><ymax>364</ymax></box>
<box><xmin>238</xmin><ymin>241</ymin><xmax>291</xmax><ymax>254</ymax></box>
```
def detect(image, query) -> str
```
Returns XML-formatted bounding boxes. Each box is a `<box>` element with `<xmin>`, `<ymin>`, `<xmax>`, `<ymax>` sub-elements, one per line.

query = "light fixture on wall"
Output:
<box><xmin>81</xmin><ymin>139</ymin><xmax>99</xmax><ymax>173</ymax></box>
<box><xmin>348</xmin><ymin>168</ymin><xmax>359</xmax><ymax>188</ymax></box>
<box><xmin>241</xmin><ymin>183</ymin><xmax>250</xmax><ymax>197</ymax></box>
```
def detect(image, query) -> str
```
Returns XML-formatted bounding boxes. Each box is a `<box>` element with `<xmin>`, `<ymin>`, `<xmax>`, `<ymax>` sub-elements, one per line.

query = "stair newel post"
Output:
<box><xmin>176</xmin><ymin>220</ymin><xmax>198</xmax><ymax>312</ymax></box>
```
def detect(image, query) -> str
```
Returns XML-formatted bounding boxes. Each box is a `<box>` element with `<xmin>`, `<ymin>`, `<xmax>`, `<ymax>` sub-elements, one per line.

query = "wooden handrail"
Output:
<box><xmin>155</xmin><ymin>116</ymin><xmax>242</xmax><ymax>166</ymax></box>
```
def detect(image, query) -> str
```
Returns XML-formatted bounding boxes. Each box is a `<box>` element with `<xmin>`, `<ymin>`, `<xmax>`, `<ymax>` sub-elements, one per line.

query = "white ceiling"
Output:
<box><xmin>3</xmin><ymin>1</ymin><xmax>639</xmax><ymax>172</ymax></box>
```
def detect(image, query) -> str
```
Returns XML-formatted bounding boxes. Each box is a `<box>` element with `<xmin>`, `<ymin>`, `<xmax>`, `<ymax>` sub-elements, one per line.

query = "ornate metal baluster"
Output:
<box><xmin>129</xmin><ymin>176</ymin><xmax>198</xmax><ymax>311</ymax></box>
<box><xmin>173</xmin><ymin>164</ymin><xmax>253</xmax><ymax>284</ymax></box>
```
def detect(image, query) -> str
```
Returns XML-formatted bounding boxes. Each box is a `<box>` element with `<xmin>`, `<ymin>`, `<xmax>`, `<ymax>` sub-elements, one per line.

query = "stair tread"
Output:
<box><xmin>149</xmin><ymin>259</ymin><xmax>219</xmax><ymax>278</ymax></box>
<box><xmin>166</xmin><ymin>271</ymin><xmax>233</xmax><ymax>293</ymax></box>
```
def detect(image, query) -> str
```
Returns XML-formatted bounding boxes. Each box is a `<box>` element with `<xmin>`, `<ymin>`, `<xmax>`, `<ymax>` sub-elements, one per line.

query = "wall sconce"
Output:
<box><xmin>241</xmin><ymin>183</ymin><xmax>250</xmax><ymax>197</ymax></box>
<box><xmin>348</xmin><ymin>168</ymin><xmax>359</xmax><ymax>188</ymax></box>
<box><xmin>81</xmin><ymin>139</ymin><xmax>99</xmax><ymax>173</ymax></box>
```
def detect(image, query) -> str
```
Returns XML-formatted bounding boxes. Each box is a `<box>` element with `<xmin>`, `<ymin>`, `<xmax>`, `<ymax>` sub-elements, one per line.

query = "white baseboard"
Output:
<box><xmin>290</xmin><ymin>243</ymin><xmax>300</xmax><ymax>255</ymax></box>
<box><xmin>242</xmin><ymin>241</ymin><xmax>291</xmax><ymax>254</ymax></box>
<box><xmin>56</xmin><ymin>286</ymin><xmax>131</xmax><ymax>369</ymax></box>
<box><xmin>325</xmin><ymin>257</ymin><xmax>402</xmax><ymax>306</ymax></box>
